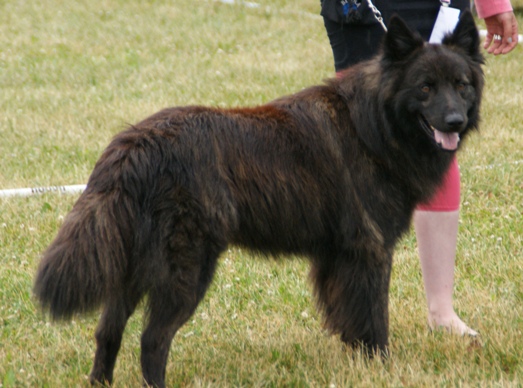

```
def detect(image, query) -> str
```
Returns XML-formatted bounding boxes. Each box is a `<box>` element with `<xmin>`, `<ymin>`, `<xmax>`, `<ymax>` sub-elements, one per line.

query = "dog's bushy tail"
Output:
<box><xmin>34</xmin><ymin>128</ymin><xmax>149</xmax><ymax>320</ymax></box>
<box><xmin>33</xmin><ymin>191</ymin><xmax>135</xmax><ymax>320</ymax></box>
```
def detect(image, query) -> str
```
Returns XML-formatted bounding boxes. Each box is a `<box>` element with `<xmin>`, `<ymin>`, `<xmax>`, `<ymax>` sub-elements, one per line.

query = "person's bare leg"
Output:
<box><xmin>414</xmin><ymin>210</ymin><xmax>478</xmax><ymax>336</ymax></box>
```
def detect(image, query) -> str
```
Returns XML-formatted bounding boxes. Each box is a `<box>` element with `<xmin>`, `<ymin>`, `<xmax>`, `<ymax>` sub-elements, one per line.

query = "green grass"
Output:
<box><xmin>1</xmin><ymin>0</ymin><xmax>523</xmax><ymax>386</ymax></box>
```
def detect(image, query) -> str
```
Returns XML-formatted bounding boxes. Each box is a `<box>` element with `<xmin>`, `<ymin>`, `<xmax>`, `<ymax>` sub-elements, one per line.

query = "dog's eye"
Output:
<box><xmin>456</xmin><ymin>81</ymin><xmax>467</xmax><ymax>91</ymax></box>
<box><xmin>420</xmin><ymin>84</ymin><xmax>431</xmax><ymax>93</ymax></box>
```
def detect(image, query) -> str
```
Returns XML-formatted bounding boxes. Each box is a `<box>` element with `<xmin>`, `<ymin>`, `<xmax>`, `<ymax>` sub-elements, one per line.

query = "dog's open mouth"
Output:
<box><xmin>419</xmin><ymin>116</ymin><xmax>460</xmax><ymax>151</ymax></box>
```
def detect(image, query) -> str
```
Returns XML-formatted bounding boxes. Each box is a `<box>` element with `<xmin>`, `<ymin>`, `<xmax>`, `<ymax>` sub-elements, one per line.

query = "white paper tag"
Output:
<box><xmin>429</xmin><ymin>6</ymin><xmax>461</xmax><ymax>44</ymax></box>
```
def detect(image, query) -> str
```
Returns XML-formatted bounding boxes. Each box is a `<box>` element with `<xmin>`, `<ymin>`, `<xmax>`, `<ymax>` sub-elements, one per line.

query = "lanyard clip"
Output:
<box><xmin>440</xmin><ymin>0</ymin><xmax>451</xmax><ymax>7</ymax></box>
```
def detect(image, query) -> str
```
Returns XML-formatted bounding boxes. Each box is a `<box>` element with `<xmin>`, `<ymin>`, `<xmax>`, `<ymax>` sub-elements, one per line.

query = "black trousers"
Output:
<box><xmin>322</xmin><ymin>0</ymin><xmax>470</xmax><ymax>71</ymax></box>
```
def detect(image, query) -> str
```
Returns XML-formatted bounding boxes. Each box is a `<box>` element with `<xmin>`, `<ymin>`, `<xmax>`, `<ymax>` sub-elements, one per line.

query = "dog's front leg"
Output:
<box><xmin>310</xmin><ymin>248</ymin><xmax>392</xmax><ymax>356</ymax></box>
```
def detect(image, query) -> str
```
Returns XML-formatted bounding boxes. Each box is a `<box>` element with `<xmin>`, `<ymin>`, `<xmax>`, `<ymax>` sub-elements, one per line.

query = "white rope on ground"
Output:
<box><xmin>214</xmin><ymin>0</ymin><xmax>260</xmax><ymax>9</ymax></box>
<box><xmin>213</xmin><ymin>0</ymin><xmax>322</xmax><ymax>19</ymax></box>
<box><xmin>0</xmin><ymin>184</ymin><xmax>87</xmax><ymax>198</ymax></box>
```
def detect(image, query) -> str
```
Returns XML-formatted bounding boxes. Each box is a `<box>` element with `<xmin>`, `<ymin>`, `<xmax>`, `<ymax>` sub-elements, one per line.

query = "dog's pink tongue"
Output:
<box><xmin>434</xmin><ymin>130</ymin><xmax>460</xmax><ymax>150</ymax></box>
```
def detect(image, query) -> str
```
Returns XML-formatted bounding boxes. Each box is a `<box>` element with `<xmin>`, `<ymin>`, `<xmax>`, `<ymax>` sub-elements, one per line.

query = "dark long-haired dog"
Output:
<box><xmin>34</xmin><ymin>12</ymin><xmax>483</xmax><ymax>387</ymax></box>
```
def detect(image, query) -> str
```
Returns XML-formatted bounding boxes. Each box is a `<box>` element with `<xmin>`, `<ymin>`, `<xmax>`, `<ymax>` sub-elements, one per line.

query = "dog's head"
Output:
<box><xmin>382</xmin><ymin>10</ymin><xmax>484</xmax><ymax>152</ymax></box>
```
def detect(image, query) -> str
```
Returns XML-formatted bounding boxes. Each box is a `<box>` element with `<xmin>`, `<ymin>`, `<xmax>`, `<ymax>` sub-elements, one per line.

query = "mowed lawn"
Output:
<box><xmin>1</xmin><ymin>0</ymin><xmax>522</xmax><ymax>386</ymax></box>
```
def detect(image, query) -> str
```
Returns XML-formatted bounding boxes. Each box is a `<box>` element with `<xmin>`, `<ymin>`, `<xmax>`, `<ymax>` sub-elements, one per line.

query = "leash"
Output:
<box><xmin>367</xmin><ymin>0</ymin><xmax>453</xmax><ymax>33</ymax></box>
<box><xmin>366</xmin><ymin>0</ymin><xmax>387</xmax><ymax>32</ymax></box>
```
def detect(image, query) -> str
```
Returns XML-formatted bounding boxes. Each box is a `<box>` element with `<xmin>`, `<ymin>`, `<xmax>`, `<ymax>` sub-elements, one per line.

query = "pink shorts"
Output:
<box><xmin>417</xmin><ymin>157</ymin><xmax>460</xmax><ymax>212</ymax></box>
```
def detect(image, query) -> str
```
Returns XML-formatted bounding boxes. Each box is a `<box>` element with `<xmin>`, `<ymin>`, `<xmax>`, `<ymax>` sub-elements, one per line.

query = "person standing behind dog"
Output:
<box><xmin>320</xmin><ymin>0</ymin><xmax>519</xmax><ymax>336</ymax></box>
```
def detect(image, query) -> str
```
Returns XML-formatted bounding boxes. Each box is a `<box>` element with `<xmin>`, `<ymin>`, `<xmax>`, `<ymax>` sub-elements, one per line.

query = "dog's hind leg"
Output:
<box><xmin>140</xmin><ymin>247</ymin><xmax>220</xmax><ymax>388</ymax></box>
<box><xmin>89</xmin><ymin>289</ymin><xmax>143</xmax><ymax>385</ymax></box>
<box><xmin>310</xmin><ymin>248</ymin><xmax>393</xmax><ymax>356</ymax></box>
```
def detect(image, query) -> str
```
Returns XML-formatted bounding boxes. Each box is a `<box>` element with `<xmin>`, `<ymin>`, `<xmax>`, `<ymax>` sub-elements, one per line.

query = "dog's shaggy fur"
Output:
<box><xmin>34</xmin><ymin>12</ymin><xmax>483</xmax><ymax>387</ymax></box>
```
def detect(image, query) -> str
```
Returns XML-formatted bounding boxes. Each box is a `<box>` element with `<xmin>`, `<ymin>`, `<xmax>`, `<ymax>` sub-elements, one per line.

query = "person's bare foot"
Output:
<box><xmin>428</xmin><ymin>312</ymin><xmax>478</xmax><ymax>337</ymax></box>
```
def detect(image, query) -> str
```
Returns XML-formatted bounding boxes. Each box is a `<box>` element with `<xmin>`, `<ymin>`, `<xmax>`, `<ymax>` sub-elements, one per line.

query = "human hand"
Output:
<box><xmin>483</xmin><ymin>11</ymin><xmax>519</xmax><ymax>55</ymax></box>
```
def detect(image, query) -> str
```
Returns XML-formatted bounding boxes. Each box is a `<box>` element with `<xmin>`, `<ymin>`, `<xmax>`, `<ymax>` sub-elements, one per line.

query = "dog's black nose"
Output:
<box><xmin>445</xmin><ymin>113</ymin><xmax>465</xmax><ymax>129</ymax></box>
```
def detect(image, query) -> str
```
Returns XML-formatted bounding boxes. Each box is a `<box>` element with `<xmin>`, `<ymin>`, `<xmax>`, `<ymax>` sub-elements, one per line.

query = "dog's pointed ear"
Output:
<box><xmin>383</xmin><ymin>15</ymin><xmax>424</xmax><ymax>62</ymax></box>
<box><xmin>443</xmin><ymin>10</ymin><xmax>484</xmax><ymax>64</ymax></box>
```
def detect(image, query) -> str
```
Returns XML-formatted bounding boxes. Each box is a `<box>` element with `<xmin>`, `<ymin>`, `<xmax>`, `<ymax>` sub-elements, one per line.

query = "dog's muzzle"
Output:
<box><xmin>419</xmin><ymin>116</ymin><xmax>460</xmax><ymax>151</ymax></box>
